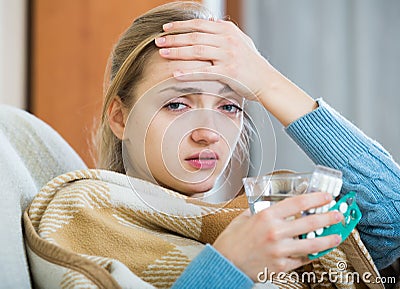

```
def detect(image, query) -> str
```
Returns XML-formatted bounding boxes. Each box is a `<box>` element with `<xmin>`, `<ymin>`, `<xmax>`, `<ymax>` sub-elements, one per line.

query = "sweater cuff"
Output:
<box><xmin>285</xmin><ymin>99</ymin><xmax>374</xmax><ymax>169</ymax></box>
<box><xmin>171</xmin><ymin>244</ymin><xmax>254</xmax><ymax>289</ymax></box>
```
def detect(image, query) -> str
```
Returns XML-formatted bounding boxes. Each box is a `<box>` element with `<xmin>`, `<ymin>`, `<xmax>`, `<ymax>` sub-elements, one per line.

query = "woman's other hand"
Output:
<box><xmin>212</xmin><ymin>192</ymin><xmax>343</xmax><ymax>281</ymax></box>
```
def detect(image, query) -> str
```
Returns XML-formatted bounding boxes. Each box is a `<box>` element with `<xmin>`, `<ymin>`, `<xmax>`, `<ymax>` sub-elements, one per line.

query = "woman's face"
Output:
<box><xmin>123</xmin><ymin>52</ymin><xmax>244</xmax><ymax>195</ymax></box>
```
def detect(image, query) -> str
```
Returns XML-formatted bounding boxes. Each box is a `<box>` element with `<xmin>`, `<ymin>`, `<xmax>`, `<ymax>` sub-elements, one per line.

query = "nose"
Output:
<box><xmin>191</xmin><ymin>128</ymin><xmax>220</xmax><ymax>145</ymax></box>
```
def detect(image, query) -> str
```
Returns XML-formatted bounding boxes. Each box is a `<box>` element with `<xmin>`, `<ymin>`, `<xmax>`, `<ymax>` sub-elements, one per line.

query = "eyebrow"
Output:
<box><xmin>159</xmin><ymin>84</ymin><xmax>234</xmax><ymax>95</ymax></box>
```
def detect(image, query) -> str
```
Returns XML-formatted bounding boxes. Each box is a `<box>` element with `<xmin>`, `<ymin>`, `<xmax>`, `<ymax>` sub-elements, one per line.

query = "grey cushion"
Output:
<box><xmin>0</xmin><ymin>105</ymin><xmax>86</xmax><ymax>289</ymax></box>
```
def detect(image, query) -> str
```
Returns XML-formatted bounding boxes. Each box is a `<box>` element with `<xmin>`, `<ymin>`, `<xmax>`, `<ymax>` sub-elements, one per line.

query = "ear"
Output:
<box><xmin>108</xmin><ymin>97</ymin><xmax>127</xmax><ymax>140</ymax></box>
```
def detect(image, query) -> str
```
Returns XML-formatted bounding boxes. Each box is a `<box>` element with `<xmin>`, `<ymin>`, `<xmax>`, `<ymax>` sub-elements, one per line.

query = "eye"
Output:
<box><xmin>220</xmin><ymin>104</ymin><xmax>242</xmax><ymax>114</ymax></box>
<box><xmin>164</xmin><ymin>102</ymin><xmax>189</xmax><ymax>111</ymax></box>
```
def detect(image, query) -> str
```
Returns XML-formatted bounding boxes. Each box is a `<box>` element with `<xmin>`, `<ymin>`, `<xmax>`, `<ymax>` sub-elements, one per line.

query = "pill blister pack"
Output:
<box><xmin>301</xmin><ymin>165</ymin><xmax>362</xmax><ymax>260</ymax></box>
<box><xmin>303</xmin><ymin>165</ymin><xmax>343</xmax><ymax>216</ymax></box>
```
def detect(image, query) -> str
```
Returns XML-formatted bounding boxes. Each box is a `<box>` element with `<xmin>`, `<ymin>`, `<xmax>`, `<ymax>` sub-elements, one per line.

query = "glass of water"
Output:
<box><xmin>243</xmin><ymin>173</ymin><xmax>312</xmax><ymax>214</ymax></box>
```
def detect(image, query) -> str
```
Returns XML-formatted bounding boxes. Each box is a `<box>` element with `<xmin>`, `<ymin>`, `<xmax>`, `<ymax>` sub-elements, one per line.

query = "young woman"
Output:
<box><xmin>25</xmin><ymin>2</ymin><xmax>400</xmax><ymax>288</ymax></box>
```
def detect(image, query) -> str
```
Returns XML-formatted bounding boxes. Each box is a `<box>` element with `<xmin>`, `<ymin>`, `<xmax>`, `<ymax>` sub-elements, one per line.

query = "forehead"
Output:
<box><xmin>136</xmin><ymin>52</ymin><xmax>225</xmax><ymax>97</ymax></box>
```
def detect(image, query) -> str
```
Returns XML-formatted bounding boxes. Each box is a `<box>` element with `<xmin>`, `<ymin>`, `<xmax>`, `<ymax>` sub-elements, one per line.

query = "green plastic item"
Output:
<box><xmin>302</xmin><ymin>191</ymin><xmax>362</xmax><ymax>260</ymax></box>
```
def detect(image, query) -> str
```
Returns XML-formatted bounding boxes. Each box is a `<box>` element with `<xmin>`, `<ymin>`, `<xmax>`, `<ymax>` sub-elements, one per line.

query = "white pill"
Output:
<box><xmin>307</xmin><ymin>231</ymin><xmax>316</xmax><ymax>239</ymax></box>
<box><xmin>327</xmin><ymin>178</ymin><xmax>337</xmax><ymax>195</ymax></box>
<box><xmin>332</xmin><ymin>180</ymin><xmax>342</xmax><ymax>197</ymax></box>
<box><xmin>315</xmin><ymin>228</ymin><xmax>324</xmax><ymax>236</ymax></box>
<box><xmin>311</xmin><ymin>173</ymin><xmax>322</xmax><ymax>187</ymax></box>
<box><xmin>329</xmin><ymin>200</ymin><xmax>337</xmax><ymax>208</ymax></box>
<box><xmin>339</xmin><ymin>202</ymin><xmax>348</xmax><ymax>213</ymax></box>
<box><xmin>322</xmin><ymin>204</ymin><xmax>330</xmax><ymax>213</ymax></box>
<box><xmin>320</xmin><ymin>175</ymin><xmax>329</xmax><ymax>192</ymax></box>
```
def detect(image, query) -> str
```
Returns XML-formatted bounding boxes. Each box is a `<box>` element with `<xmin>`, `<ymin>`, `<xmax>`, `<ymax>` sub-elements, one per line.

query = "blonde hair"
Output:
<box><xmin>95</xmin><ymin>1</ymin><xmax>251</xmax><ymax>174</ymax></box>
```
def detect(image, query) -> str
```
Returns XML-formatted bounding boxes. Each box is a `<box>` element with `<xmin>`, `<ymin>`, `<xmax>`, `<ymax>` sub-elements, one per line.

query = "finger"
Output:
<box><xmin>163</xmin><ymin>19</ymin><xmax>226</xmax><ymax>34</ymax></box>
<box><xmin>155</xmin><ymin>33</ymin><xmax>223</xmax><ymax>48</ymax></box>
<box><xmin>263</xmin><ymin>192</ymin><xmax>332</xmax><ymax>219</ymax></box>
<box><xmin>287</xmin><ymin>234</ymin><xmax>342</xmax><ymax>258</ymax></box>
<box><xmin>269</xmin><ymin>234</ymin><xmax>341</xmax><ymax>259</ymax></box>
<box><xmin>282</xmin><ymin>210</ymin><xmax>343</xmax><ymax>237</ymax></box>
<box><xmin>159</xmin><ymin>45</ymin><xmax>225</xmax><ymax>61</ymax></box>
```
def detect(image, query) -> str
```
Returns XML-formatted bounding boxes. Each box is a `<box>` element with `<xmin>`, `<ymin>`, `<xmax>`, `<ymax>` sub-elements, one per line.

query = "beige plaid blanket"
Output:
<box><xmin>23</xmin><ymin>169</ymin><xmax>384</xmax><ymax>289</ymax></box>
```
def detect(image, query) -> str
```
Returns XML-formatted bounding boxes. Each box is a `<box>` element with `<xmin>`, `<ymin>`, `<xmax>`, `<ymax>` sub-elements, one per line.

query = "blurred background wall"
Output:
<box><xmin>0</xmin><ymin>0</ymin><xmax>399</xmax><ymax>172</ymax></box>
<box><xmin>0</xmin><ymin>0</ymin><xmax>26</xmax><ymax>108</ymax></box>
<box><xmin>243</xmin><ymin>0</ymin><xmax>400</xmax><ymax>173</ymax></box>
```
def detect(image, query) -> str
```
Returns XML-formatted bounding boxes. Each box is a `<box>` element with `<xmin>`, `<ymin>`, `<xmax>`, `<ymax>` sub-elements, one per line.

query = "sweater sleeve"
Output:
<box><xmin>171</xmin><ymin>244</ymin><xmax>254</xmax><ymax>289</ymax></box>
<box><xmin>285</xmin><ymin>99</ymin><xmax>400</xmax><ymax>270</ymax></box>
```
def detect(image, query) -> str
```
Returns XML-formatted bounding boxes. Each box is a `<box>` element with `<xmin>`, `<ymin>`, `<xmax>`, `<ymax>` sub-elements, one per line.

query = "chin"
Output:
<box><xmin>154</xmin><ymin>170</ymin><xmax>221</xmax><ymax>196</ymax></box>
<box><xmin>174</xmin><ymin>179</ymin><xmax>216</xmax><ymax>196</ymax></box>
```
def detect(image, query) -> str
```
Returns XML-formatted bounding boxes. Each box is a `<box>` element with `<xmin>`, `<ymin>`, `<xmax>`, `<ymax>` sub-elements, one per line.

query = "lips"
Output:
<box><xmin>185</xmin><ymin>151</ymin><xmax>219</xmax><ymax>170</ymax></box>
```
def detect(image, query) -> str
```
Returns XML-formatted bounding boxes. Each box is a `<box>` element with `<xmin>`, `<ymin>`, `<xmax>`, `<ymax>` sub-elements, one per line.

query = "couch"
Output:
<box><xmin>0</xmin><ymin>105</ymin><xmax>86</xmax><ymax>289</ymax></box>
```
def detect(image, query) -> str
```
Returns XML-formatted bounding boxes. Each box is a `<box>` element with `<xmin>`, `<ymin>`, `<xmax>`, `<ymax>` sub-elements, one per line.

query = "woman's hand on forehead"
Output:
<box><xmin>155</xmin><ymin>18</ymin><xmax>274</xmax><ymax>102</ymax></box>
